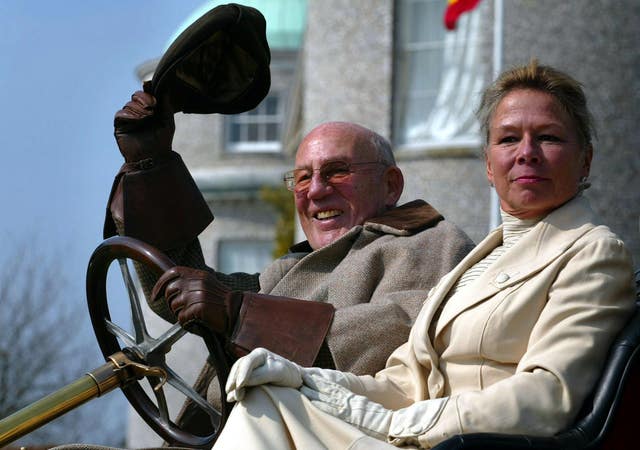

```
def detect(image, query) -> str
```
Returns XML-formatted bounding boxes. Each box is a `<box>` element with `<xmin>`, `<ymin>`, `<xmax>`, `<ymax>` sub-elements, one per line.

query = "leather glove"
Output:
<box><xmin>114</xmin><ymin>82</ymin><xmax>175</xmax><ymax>164</ymax></box>
<box><xmin>225</xmin><ymin>348</ymin><xmax>303</xmax><ymax>403</ymax></box>
<box><xmin>104</xmin><ymin>83</ymin><xmax>213</xmax><ymax>250</ymax></box>
<box><xmin>301</xmin><ymin>373</ymin><xmax>448</xmax><ymax>445</ymax></box>
<box><xmin>151</xmin><ymin>266</ymin><xmax>243</xmax><ymax>336</ymax></box>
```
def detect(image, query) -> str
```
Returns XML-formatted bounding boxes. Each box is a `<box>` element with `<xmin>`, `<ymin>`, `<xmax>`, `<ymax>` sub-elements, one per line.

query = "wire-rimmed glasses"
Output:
<box><xmin>283</xmin><ymin>160</ymin><xmax>386</xmax><ymax>192</ymax></box>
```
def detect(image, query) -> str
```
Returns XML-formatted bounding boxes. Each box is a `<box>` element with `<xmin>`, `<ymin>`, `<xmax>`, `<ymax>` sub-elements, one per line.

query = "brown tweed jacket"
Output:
<box><xmin>257</xmin><ymin>200</ymin><xmax>474</xmax><ymax>375</ymax></box>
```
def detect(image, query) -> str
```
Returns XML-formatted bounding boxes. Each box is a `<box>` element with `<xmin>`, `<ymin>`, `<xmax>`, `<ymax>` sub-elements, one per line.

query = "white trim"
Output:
<box><xmin>192</xmin><ymin>166</ymin><xmax>287</xmax><ymax>192</ymax></box>
<box><xmin>489</xmin><ymin>0</ymin><xmax>504</xmax><ymax>230</ymax></box>
<box><xmin>396</xmin><ymin>137</ymin><xmax>481</xmax><ymax>153</ymax></box>
<box><xmin>227</xmin><ymin>142</ymin><xmax>282</xmax><ymax>153</ymax></box>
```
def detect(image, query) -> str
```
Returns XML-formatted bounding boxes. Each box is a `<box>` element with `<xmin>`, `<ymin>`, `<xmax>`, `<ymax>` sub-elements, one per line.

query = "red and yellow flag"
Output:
<box><xmin>444</xmin><ymin>0</ymin><xmax>481</xmax><ymax>30</ymax></box>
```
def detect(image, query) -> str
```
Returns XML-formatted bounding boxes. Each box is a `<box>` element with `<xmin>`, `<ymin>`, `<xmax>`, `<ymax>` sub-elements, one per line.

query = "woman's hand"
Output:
<box><xmin>225</xmin><ymin>348</ymin><xmax>304</xmax><ymax>402</ymax></box>
<box><xmin>301</xmin><ymin>373</ymin><xmax>448</xmax><ymax>445</ymax></box>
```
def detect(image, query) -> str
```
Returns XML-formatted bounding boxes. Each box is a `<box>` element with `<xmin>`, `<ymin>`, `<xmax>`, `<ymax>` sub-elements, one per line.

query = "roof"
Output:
<box><xmin>167</xmin><ymin>0</ymin><xmax>307</xmax><ymax>50</ymax></box>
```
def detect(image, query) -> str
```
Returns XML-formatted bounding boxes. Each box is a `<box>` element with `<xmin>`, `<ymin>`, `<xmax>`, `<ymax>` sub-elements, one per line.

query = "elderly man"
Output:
<box><xmin>106</xmin><ymin>88</ymin><xmax>473</xmax><ymax>373</ymax></box>
<box><xmin>104</xmin><ymin>90</ymin><xmax>474</xmax><ymax>436</ymax></box>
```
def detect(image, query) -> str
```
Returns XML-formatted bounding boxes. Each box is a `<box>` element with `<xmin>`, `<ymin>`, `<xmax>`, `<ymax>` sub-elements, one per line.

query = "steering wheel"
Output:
<box><xmin>86</xmin><ymin>236</ymin><xmax>231</xmax><ymax>448</ymax></box>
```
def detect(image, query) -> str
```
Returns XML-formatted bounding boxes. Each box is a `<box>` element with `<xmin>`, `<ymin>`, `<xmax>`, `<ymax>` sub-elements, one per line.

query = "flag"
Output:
<box><xmin>444</xmin><ymin>0</ymin><xmax>481</xmax><ymax>30</ymax></box>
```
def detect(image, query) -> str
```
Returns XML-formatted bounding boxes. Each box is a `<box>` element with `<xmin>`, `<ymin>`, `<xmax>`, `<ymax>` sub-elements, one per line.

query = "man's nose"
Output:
<box><xmin>516</xmin><ymin>136</ymin><xmax>541</xmax><ymax>164</ymax></box>
<box><xmin>306</xmin><ymin>171</ymin><xmax>332</xmax><ymax>198</ymax></box>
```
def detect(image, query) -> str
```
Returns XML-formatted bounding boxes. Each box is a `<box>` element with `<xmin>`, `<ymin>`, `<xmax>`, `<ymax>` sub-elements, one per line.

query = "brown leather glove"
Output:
<box><xmin>151</xmin><ymin>266</ymin><xmax>243</xmax><ymax>336</ymax></box>
<box><xmin>152</xmin><ymin>267</ymin><xmax>335</xmax><ymax>367</ymax></box>
<box><xmin>103</xmin><ymin>85</ymin><xmax>213</xmax><ymax>249</ymax></box>
<box><xmin>114</xmin><ymin>83</ymin><xmax>174</xmax><ymax>164</ymax></box>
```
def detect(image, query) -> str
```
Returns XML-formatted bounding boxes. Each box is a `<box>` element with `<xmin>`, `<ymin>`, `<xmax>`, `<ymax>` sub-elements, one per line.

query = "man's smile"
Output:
<box><xmin>315</xmin><ymin>209</ymin><xmax>343</xmax><ymax>220</ymax></box>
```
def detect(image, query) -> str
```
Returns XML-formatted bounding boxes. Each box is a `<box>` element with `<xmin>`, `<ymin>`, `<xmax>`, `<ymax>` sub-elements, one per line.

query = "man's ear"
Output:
<box><xmin>383</xmin><ymin>166</ymin><xmax>404</xmax><ymax>207</ymax></box>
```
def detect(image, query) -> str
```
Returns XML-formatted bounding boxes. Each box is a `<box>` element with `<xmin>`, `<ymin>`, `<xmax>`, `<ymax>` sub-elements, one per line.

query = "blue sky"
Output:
<box><xmin>0</xmin><ymin>0</ymin><xmax>209</xmax><ymax>443</ymax></box>
<box><xmin>0</xmin><ymin>1</ymin><xmax>203</xmax><ymax>277</ymax></box>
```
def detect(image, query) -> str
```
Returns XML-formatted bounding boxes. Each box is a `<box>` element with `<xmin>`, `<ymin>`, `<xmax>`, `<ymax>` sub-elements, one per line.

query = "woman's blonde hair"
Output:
<box><xmin>476</xmin><ymin>59</ymin><xmax>595</xmax><ymax>151</ymax></box>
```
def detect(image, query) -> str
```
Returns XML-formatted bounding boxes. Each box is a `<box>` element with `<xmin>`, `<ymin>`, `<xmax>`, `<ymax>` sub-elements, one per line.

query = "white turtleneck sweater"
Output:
<box><xmin>448</xmin><ymin>211</ymin><xmax>542</xmax><ymax>296</ymax></box>
<box><xmin>430</xmin><ymin>211</ymin><xmax>542</xmax><ymax>336</ymax></box>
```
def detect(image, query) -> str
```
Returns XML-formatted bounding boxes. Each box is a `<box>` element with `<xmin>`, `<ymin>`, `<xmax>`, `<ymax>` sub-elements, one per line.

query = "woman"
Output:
<box><xmin>213</xmin><ymin>61</ymin><xmax>636</xmax><ymax>449</ymax></box>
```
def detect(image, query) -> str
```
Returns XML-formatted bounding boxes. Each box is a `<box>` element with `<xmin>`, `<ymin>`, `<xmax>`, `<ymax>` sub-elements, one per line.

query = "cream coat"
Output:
<box><xmin>349</xmin><ymin>195</ymin><xmax>636</xmax><ymax>447</ymax></box>
<box><xmin>215</xmin><ymin>195</ymin><xmax>636</xmax><ymax>449</ymax></box>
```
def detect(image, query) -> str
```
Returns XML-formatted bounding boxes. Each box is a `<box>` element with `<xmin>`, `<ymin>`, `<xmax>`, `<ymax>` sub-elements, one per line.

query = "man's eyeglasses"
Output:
<box><xmin>283</xmin><ymin>160</ymin><xmax>386</xmax><ymax>192</ymax></box>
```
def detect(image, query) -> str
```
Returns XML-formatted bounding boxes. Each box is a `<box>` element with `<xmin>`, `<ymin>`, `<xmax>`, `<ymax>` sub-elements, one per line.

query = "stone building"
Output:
<box><xmin>127</xmin><ymin>0</ymin><xmax>640</xmax><ymax>446</ymax></box>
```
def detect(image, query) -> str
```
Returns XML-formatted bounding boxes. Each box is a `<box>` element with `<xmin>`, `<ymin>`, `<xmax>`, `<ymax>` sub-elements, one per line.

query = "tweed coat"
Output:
<box><xmin>214</xmin><ymin>195</ymin><xmax>635</xmax><ymax>449</ymax></box>
<box><xmin>219</xmin><ymin>199</ymin><xmax>475</xmax><ymax>375</ymax></box>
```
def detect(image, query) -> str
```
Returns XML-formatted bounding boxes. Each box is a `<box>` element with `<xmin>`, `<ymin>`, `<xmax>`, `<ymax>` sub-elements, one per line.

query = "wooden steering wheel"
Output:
<box><xmin>86</xmin><ymin>236</ymin><xmax>231</xmax><ymax>448</ymax></box>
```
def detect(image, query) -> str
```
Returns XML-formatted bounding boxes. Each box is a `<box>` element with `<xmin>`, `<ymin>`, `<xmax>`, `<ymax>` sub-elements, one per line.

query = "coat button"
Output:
<box><xmin>410</xmin><ymin>424</ymin><xmax>423</xmax><ymax>434</ymax></box>
<box><xmin>496</xmin><ymin>272</ymin><xmax>510</xmax><ymax>283</ymax></box>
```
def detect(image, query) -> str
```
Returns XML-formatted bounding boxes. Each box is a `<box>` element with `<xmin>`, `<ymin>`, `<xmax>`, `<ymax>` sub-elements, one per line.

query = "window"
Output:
<box><xmin>217</xmin><ymin>239</ymin><xmax>274</xmax><ymax>274</ymax></box>
<box><xmin>225</xmin><ymin>93</ymin><xmax>284</xmax><ymax>153</ymax></box>
<box><xmin>393</xmin><ymin>0</ymin><xmax>487</xmax><ymax>149</ymax></box>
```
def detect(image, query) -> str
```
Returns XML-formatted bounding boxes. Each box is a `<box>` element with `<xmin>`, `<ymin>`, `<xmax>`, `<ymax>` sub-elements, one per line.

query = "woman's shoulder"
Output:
<box><xmin>582</xmin><ymin>222</ymin><xmax>626</xmax><ymax>243</ymax></box>
<box><xmin>569</xmin><ymin>224</ymin><xmax>633</xmax><ymax>271</ymax></box>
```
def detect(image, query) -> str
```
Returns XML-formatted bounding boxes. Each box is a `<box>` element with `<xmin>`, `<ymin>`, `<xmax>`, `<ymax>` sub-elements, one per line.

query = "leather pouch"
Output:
<box><xmin>230</xmin><ymin>293</ymin><xmax>335</xmax><ymax>367</ymax></box>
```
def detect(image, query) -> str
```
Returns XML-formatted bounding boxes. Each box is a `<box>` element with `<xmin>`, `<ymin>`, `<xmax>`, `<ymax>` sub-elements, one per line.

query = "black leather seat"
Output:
<box><xmin>433</xmin><ymin>270</ymin><xmax>640</xmax><ymax>450</ymax></box>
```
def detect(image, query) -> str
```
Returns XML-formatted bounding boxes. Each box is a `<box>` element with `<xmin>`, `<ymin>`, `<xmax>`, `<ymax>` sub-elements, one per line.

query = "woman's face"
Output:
<box><xmin>486</xmin><ymin>89</ymin><xmax>592</xmax><ymax>219</ymax></box>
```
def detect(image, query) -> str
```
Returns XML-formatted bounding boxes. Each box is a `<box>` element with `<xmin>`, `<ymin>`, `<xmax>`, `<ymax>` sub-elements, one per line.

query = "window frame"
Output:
<box><xmin>225</xmin><ymin>92</ymin><xmax>285</xmax><ymax>153</ymax></box>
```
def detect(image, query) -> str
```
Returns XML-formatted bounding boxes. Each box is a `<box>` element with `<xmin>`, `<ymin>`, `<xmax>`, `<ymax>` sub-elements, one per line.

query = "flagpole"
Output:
<box><xmin>489</xmin><ymin>0</ymin><xmax>503</xmax><ymax>230</ymax></box>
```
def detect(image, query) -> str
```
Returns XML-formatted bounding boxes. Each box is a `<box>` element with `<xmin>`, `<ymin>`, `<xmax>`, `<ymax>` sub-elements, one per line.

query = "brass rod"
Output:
<box><xmin>0</xmin><ymin>360</ymin><xmax>123</xmax><ymax>447</ymax></box>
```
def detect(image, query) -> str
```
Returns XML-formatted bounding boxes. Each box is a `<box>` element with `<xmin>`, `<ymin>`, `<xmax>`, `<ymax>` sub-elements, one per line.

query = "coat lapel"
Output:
<box><xmin>433</xmin><ymin>195</ymin><xmax>597</xmax><ymax>339</ymax></box>
<box><xmin>410</xmin><ymin>228</ymin><xmax>502</xmax><ymax>359</ymax></box>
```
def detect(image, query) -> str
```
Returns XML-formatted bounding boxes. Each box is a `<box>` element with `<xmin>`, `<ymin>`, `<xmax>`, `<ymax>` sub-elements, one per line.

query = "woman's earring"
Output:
<box><xmin>578</xmin><ymin>176</ymin><xmax>591</xmax><ymax>191</ymax></box>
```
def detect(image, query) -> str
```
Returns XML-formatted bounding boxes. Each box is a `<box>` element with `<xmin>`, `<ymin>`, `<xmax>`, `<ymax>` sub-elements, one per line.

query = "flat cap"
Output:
<box><xmin>151</xmin><ymin>3</ymin><xmax>271</xmax><ymax>114</ymax></box>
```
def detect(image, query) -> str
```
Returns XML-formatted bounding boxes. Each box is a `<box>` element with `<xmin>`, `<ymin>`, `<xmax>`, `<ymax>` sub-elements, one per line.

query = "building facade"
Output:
<box><xmin>128</xmin><ymin>0</ymin><xmax>640</xmax><ymax>446</ymax></box>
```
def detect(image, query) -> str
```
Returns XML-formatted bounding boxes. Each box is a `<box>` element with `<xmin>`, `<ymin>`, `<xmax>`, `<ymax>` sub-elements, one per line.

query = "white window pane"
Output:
<box><xmin>265</xmin><ymin>96</ymin><xmax>278</xmax><ymax>115</ymax></box>
<box><xmin>409</xmin><ymin>49</ymin><xmax>444</xmax><ymax>92</ymax></box>
<box><xmin>248</xmin><ymin>123</ymin><xmax>259</xmax><ymax>141</ymax></box>
<box><xmin>226</xmin><ymin>93</ymin><xmax>283</xmax><ymax>153</ymax></box>
<box><xmin>266</xmin><ymin>123</ymin><xmax>279</xmax><ymax>141</ymax></box>
<box><xmin>397</xmin><ymin>0</ymin><xmax>445</xmax><ymax>44</ymax></box>
<box><xmin>230</xmin><ymin>123</ymin><xmax>241</xmax><ymax>142</ymax></box>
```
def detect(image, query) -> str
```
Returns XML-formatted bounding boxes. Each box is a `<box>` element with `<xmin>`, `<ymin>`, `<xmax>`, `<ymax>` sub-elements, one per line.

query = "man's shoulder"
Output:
<box><xmin>364</xmin><ymin>199</ymin><xmax>447</xmax><ymax>236</ymax></box>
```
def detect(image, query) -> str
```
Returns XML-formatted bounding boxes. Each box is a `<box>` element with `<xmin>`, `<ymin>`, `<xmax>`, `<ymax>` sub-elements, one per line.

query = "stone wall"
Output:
<box><xmin>502</xmin><ymin>0</ymin><xmax>640</xmax><ymax>264</ymax></box>
<box><xmin>303</xmin><ymin>0</ymin><xmax>394</xmax><ymax>136</ymax></box>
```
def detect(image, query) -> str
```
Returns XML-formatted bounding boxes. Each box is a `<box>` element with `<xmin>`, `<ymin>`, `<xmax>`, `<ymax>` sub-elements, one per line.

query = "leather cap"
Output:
<box><xmin>151</xmin><ymin>3</ymin><xmax>271</xmax><ymax>114</ymax></box>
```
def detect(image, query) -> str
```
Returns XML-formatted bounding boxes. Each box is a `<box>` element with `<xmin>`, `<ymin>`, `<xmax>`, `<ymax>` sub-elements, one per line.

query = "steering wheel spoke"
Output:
<box><xmin>150</xmin><ymin>380</ymin><xmax>171</xmax><ymax>425</ymax></box>
<box><xmin>149</xmin><ymin>323</ymin><xmax>187</xmax><ymax>355</ymax></box>
<box><xmin>117</xmin><ymin>258</ymin><xmax>150</xmax><ymax>343</ymax></box>
<box><xmin>104</xmin><ymin>318</ymin><xmax>137</xmax><ymax>348</ymax></box>
<box><xmin>165</xmin><ymin>366</ymin><xmax>221</xmax><ymax>424</ymax></box>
